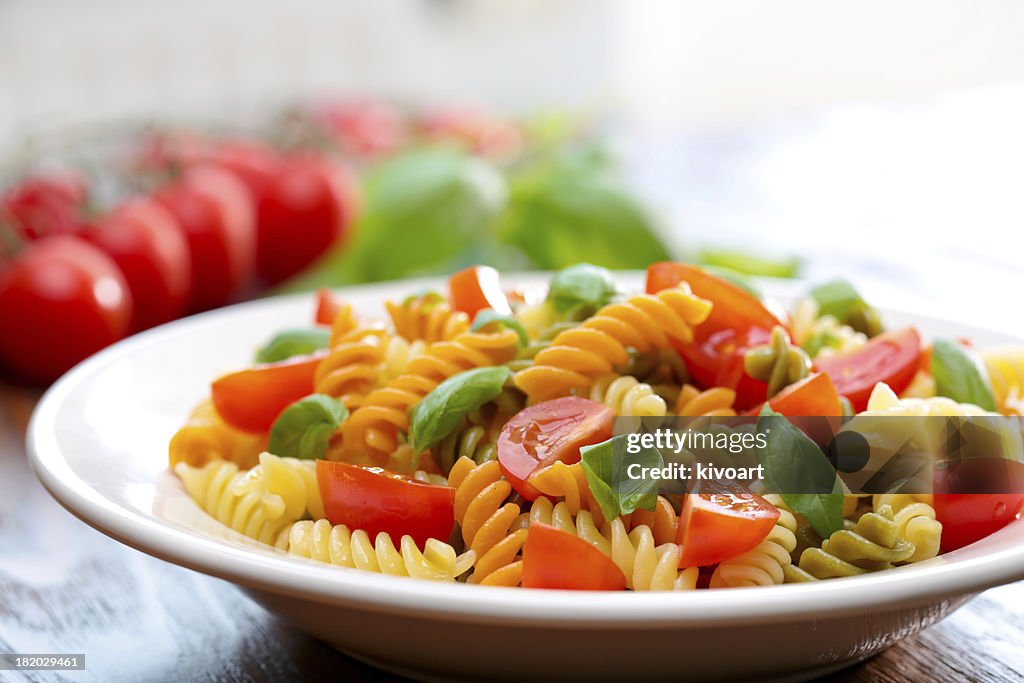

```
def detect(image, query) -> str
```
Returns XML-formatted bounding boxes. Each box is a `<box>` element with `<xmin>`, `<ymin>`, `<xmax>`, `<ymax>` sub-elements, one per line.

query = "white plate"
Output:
<box><xmin>28</xmin><ymin>274</ymin><xmax>1024</xmax><ymax>682</ymax></box>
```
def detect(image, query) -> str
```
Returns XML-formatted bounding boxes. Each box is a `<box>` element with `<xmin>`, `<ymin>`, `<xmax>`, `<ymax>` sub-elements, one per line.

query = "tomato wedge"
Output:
<box><xmin>317</xmin><ymin>460</ymin><xmax>455</xmax><ymax>547</ymax></box>
<box><xmin>449</xmin><ymin>265</ymin><xmax>510</xmax><ymax>317</ymax></box>
<box><xmin>522</xmin><ymin>523</ymin><xmax>626</xmax><ymax>591</ymax></box>
<box><xmin>497</xmin><ymin>397</ymin><xmax>614</xmax><ymax>500</ymax></box>
<box><xmin>314</xmin><ymin>288</ymin><xmax>342</xmax><ymax>326</ymax></box>
<box><xmin>813</xmin><ymin>327</ymin><xmax>921</xmax><ymax>412</ymax></box>
<box><xmin>676</xmin><ymin>486</ymin><xmax>780</xmax><ymax>567</ymax></box>
<box><xmin>767</xmin><ymin>372</ymin><xmax>842</xmax><ymax>417</ymax></box>
<box><xmin>211</xmin><ymin>352</ymin><xmax>324</xmax><ymax>433</ymax></box>
<box><xmin>933</xmin><ymin>459</ymin><xmax>1024</xmax><ymax>553</ymax></box>
<box><xmin>646</xmin><ymin>262</ymin><xmax>782</xmax><ymax>409</ymax></box>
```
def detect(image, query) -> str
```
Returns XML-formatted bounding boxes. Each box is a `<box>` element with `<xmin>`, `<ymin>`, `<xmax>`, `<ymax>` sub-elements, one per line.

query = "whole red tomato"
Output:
<box><xmin>154</xmin><ymin>165</ymin><xmax>256</xmax><ymax>312</ymax></box>
<box><xmin>254</xmin><ymin>156</ymin><xmax>359</xmax><ymax>285</ymax></box>
<box><xmin>86</xmin><ymin>198</ymin><xmax>190</xmax><ymax>331</ymax></box>
<box><xmin>2</xmin><ymin>171</ymin><xmax>89</xmax><ymax>240</ymax></box>
<box><xmin>0</xmin><ymin>235</ymin><xmax>132</xmax><ymax>384</ymax></box>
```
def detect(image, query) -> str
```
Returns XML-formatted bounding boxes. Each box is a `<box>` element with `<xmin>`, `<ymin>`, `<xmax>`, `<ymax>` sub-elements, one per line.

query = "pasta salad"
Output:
<box><xmin>170</xmin><ymin>263</ymin><xmax>1024</xmax><ymax>590</ymax></box>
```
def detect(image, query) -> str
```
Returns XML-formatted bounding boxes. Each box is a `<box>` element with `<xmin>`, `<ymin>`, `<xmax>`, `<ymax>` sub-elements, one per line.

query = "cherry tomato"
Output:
<box><xmin>312</xmin><ymin>100</ymin><xmax>407</xmax><ymax>159</ymax></box>
<box><xmin>646</xmin><ymin>262</ymin><xmax>782</xmax><ymax>409</ymax></box>
<box><xmin>449</xmin><ymin>265</ymin><xmax>510</xmax><ymax>317</ymax></box>
<box><xmin>934</xmin><ymin>459</ymin><xmax>1024</xmax><ymax>553</ymax></box>
<box><xmin>418</xmin><ymin>106</ymin><xmax>523</xmax><ymax>161</ymax></box>
<box><xmin>86</xmin><ymin>198</ymin><xmax>190</xmax><ymax>331</ymax></box>
<box><xmin>211</xmin><ymin>352</ymin><xmax>324</xmax><ymax>433</ymax></box>
<box><xmin>766</xmin><ymin>372</ymin><xmax>842</xmax><ymax>417</ymax></box>
<box><xmin>0</xmin><ymin>235</ymin><xmax>132</xmax><ymax>384</ymax></box>
<box><xmin>317</xmin><ymin>460</ymin><xmax>454</xmax><ymax>547</ymax></box>
<box><xmin>155</xmin><ymin>165</ymin><xmax>256</xmax><ymax>312</ymax></box>
<box><xmin>813</xmin><ymin>327</ymin><xmax>921</xmax><ymax>412</ymax></box>
<box><xmin>522</xmin><ymin>523</ymin><xmax>626</xmax><ymax>591</ymax></box>
<box><xmin>2</xmin><ymin>171</ymin><xmax>88</xmax><ymax>240</ymax></box>
<box><xmin>676</xmin><ymin>486</ymin><xmax>780</xmax><ymax>567</ymax></box>
<box><xmin>497</xmin><ymin>397</ymin><xmax>614</xmax><ymax>500</ymax></box>
<box><xmin>202</xmin><ymin>140</ymin><xmax>283</xmax><ymax>199</ymax></box>
<box><xmin>255</xmin><ymin>156</ymin><xmax>359</xmax><ymax>285</ymax></box>
<box><xmin>314</xmin><ymin>288</ymin><xmax>342</xmax><ymax>326</ymax></box>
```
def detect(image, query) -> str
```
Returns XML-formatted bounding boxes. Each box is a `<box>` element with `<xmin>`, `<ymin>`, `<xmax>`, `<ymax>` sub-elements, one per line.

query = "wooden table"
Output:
<box><xmin>2</xmin><ymin>383</ymin><xmax>1022</xmax><ymax>683</ymax></box>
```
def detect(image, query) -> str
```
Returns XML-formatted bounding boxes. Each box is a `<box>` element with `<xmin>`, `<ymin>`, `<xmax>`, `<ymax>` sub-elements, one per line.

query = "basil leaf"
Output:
<box><xmin>698</xmin><ymin>248</ymin><xmax>801</xmax><ymax>278</ymax></box>
<box><xmin>409</xmin><ymin>366</ymin><xmax>512</xmax><ymax>454</ymax></box>
<box><xmin>255</xmin><ymin>328</ymin><xmax>331</xmax><ymax>364</ymax></box>
<box><xmin>547</xmin><ymin>263</ymin><xmax>617</xmax><ymax>317</ymax></box>
<box><xmin>931</xmin><ymin>339</ymin><xmax>997</xmax><ymax>411</ymax></box>
<box><xmin>280</xmin><ymin>148</ymin><xmax>507</xmax><ymax>289</ymax></box>
<box><xmin>499</xmin><ymin>153</ymin><xmax>671</xmax><ymax>270</ymax></box>
<box><xmin>756</xmin><ymin>407</ymin><xmax>844</xmax><ymax>537</ymax></box>
<box><xmin>580</xmin><ymin>435</ymin><xmax>662</xmax><ymax>522</ymax></box>
<box><xmin>471</xmin><ymin>309</ymin><xmax>528</xmax><ymax>348</ymax></box>
<box><xmin>269</xmin><ymin>394</ymin><xmax>348</xmax><ymax>460</ymax></box>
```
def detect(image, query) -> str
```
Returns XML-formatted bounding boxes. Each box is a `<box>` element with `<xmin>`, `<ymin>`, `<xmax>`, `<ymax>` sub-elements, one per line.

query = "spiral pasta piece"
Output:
<box><xmin>169</xmin><ymin>400</ymin><xmax>266</xmax><ymax>469</ymax></box>
<box><xmin>982</xmin><ymin>346</ymin><xmax>1024</xmax><ymax>415</ymax></box>
<box><xmin>340</xmin><ymin>329</ymin><xmax>520</xmax><ymax>464</ymax></box>
<box><xmin>710</xmin><ymin>507</ymin><xmax>798</xmax><ymax>587</ymax></box>
<box><xmin>873</xmin><ymin>494</ymin><xmax>941</xmax><ymax>563</ymax></box>
<box><xmin>527</xmin><ymin>461</ymin><xmax>603</xmax><ymax>521</ymax></box>
<box><xmin>387</xmin><ymin>293</ymin><xmax>470</xmax><ymax>343</ymax></box>
<box><xmin>788</xmin><ymin>505</ymin><xmax>915</xmax><ymax>580</ymax></box>
<box><xmin>626</xmin><ymin>496</ymin><xmax>680</xmax><ymax>546</ymax></box>
<box><xmin>315</xmin><ymin>330</ymin><xmax>421</xmax><ymax>409</ymax></box>
<box><xmin>175</xmin><ymin>454</ymin><xmax>320</xmax><ymax>548</ymax></box>
<box><xmin>590</xmin><ymin>374</ymin><xmax>667</xmax><ymax>417</ymax></box>
<box><xmin>287</xmin><ymin>519</ymin><xmax>475</xmax><ymax>581</ymax></box>
<box><xmin>449</xmin><ymin>457</ymin><xmax>526</xmax><ymax>586</ymax></box>
<box><xmin>514</xmin><ymin>286</ymin><xmax>712</xmax><ymax>401</ymax></box>
<box><xmin>743</xmin><ymin>325</ymin><xmax>811</xmax><ymax>398</ymax></box>
<box><xmin>675</xmin><ymin>385</ymin><xmax>737</xmax><ymax>417</ymax></box>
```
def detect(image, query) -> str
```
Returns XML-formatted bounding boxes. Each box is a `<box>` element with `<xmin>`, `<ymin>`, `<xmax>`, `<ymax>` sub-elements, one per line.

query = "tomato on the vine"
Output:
<box><xmin>86</xmin><ymin>198</ymin><xmax>191</xmax><ymax>331</ymax></box>
<box><xmin>155</xmin><ymin>165</ymin><xmax>256</xmax><ymax>312</ymax></box>
<box><xmin>0</xmin><ymin>235</ymin><xmax>132</xmax><ymax>383</ymax></box>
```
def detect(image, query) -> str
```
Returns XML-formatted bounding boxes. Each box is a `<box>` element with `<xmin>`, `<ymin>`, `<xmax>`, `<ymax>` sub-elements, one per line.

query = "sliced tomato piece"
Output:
<box><xmin>497</xmin><ymin>397</ymin><xmax>614</xmax><ymax>500</ymax></box>
<box><xmin>768</xmin><ymin>372</ymin><xmax>842</xmax><ymax>417</ymax></box>
<box><xmin>314</xmin><ymin>288</ymin><xmax>342</xmax><ymax>326</ymax></box>
<box><xmin>813</xmin><ymin>327</ymin><xmax>921</xmax><ymax>412</ymax></box>
<box><xmin>211</xmin><ymin>352</ymin><xmax>324</xmax><ymax>433</ymax></box>
<box><xmin>316</xmin><ymin>460</ymin><xmax>455</xmax><ymax>547</ymax></box>
<box><xmin>676</xmin><ymin>485</ymin><xmax>780</xmax><ymax>567</ymax></box>
<box><xmin>934</xmin><ymin>459</ymin><xmax>1024</xmax><ymax>553</ymax></box>
<box><xmin>646</xmin><ymin>262</ymin><xmax>782</xmax><ymax>409</ymax></box>
<box><xmin>449</xmin><ymin>265</ymin><xmax>510</xmax><ymax>317</ymax></box>
<box><xmin>522</xmin><ymin>523</ymin><xmax>626</xmax><ymax>591</ymax></box>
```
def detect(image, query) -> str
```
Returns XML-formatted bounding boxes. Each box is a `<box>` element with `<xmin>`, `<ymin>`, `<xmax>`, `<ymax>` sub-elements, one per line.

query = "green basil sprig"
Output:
<box><xmin>471</xmin><ymin>309</ymin><xmax>528</xmax><ymax>348</ymax></box>
<box><xmin>255</xmin><ymin>328</ymin><xmax>331</xmax><ymax>364</ymax></box>
<box><xmin>409</xmin><ymin>366</ymin><xmax>512</xmax><ymax>454</ymax></box>
<box><xmin>268</xmin><ymin>394</ymin><xmax>348</xmax><ymax>460</ymax></box>
<box><xmin>547</xmin><ymin>263</ymin><xmax>617</xmax><ymax>318</ymax></box>
<box><xmin>756</xmin><ymin>406</ymin><xmax>844</xmax><ymax>537</ymax></box>
<box><xmin>579</xmin><ymin>435</ymin><xmax>662</xmax><ymax>522</ymax></box>
<box><xmin>931</xmin><ymin>339</ymin><xmax>997</xmax><ymax>411</ymax></box>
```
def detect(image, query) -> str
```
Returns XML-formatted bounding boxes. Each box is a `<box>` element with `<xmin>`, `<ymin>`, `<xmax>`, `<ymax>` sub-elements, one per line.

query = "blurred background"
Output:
<box><xmin>2</xmin><ymin>0</ymin><xmax>1023</xmax><ymax>383</ymax></box>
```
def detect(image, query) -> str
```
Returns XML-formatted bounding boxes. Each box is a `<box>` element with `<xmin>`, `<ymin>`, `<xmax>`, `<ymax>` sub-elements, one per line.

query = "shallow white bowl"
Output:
<box><xmin>28</xmin><ymin>274</ymin><xmax>1024</xmax><ymax>682</ymax></box>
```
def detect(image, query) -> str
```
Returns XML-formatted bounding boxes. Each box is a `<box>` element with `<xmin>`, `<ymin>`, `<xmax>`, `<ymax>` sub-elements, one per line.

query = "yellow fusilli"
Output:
<box><xmin>675</xmin><ymin>385</ymin><xmax>736</xmax><ymax>417</ymax></box>
<box><xmin>340</xmin><ymin>329</ymin><xmax>520</xmax><ymax>463</ymax></box>
<box><xmin>710</xmin><ymin>506</ymin><xmax>798</xmax><ymax>588</ymax></box>
<box><xmin>514</xmin><ymin>286</ymin><xmax>712</xmax><ymax>401</ymax></box>
<box><xmin>589</xmin><ymin>374</ymin><xmax>668</xmax><ymax>417</ymax></box>
<box><xmin>287</xmin><ymin>519</ymin><xmax>475</xmax><ymax>581</ymax></box>
<box><xmin>982</xmin><ymin>346</ymin><xmax>1024</xmax><ymax>415</ymax></box>
<box><xmin>386</xmin><ymin>293</ymin><xmax>470</xmax><ymax>343</ymax></box>
<box><xmin>449</xmin><ymin>457</ymin><xmax>526</xmax><ymax>586</ymax></box>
